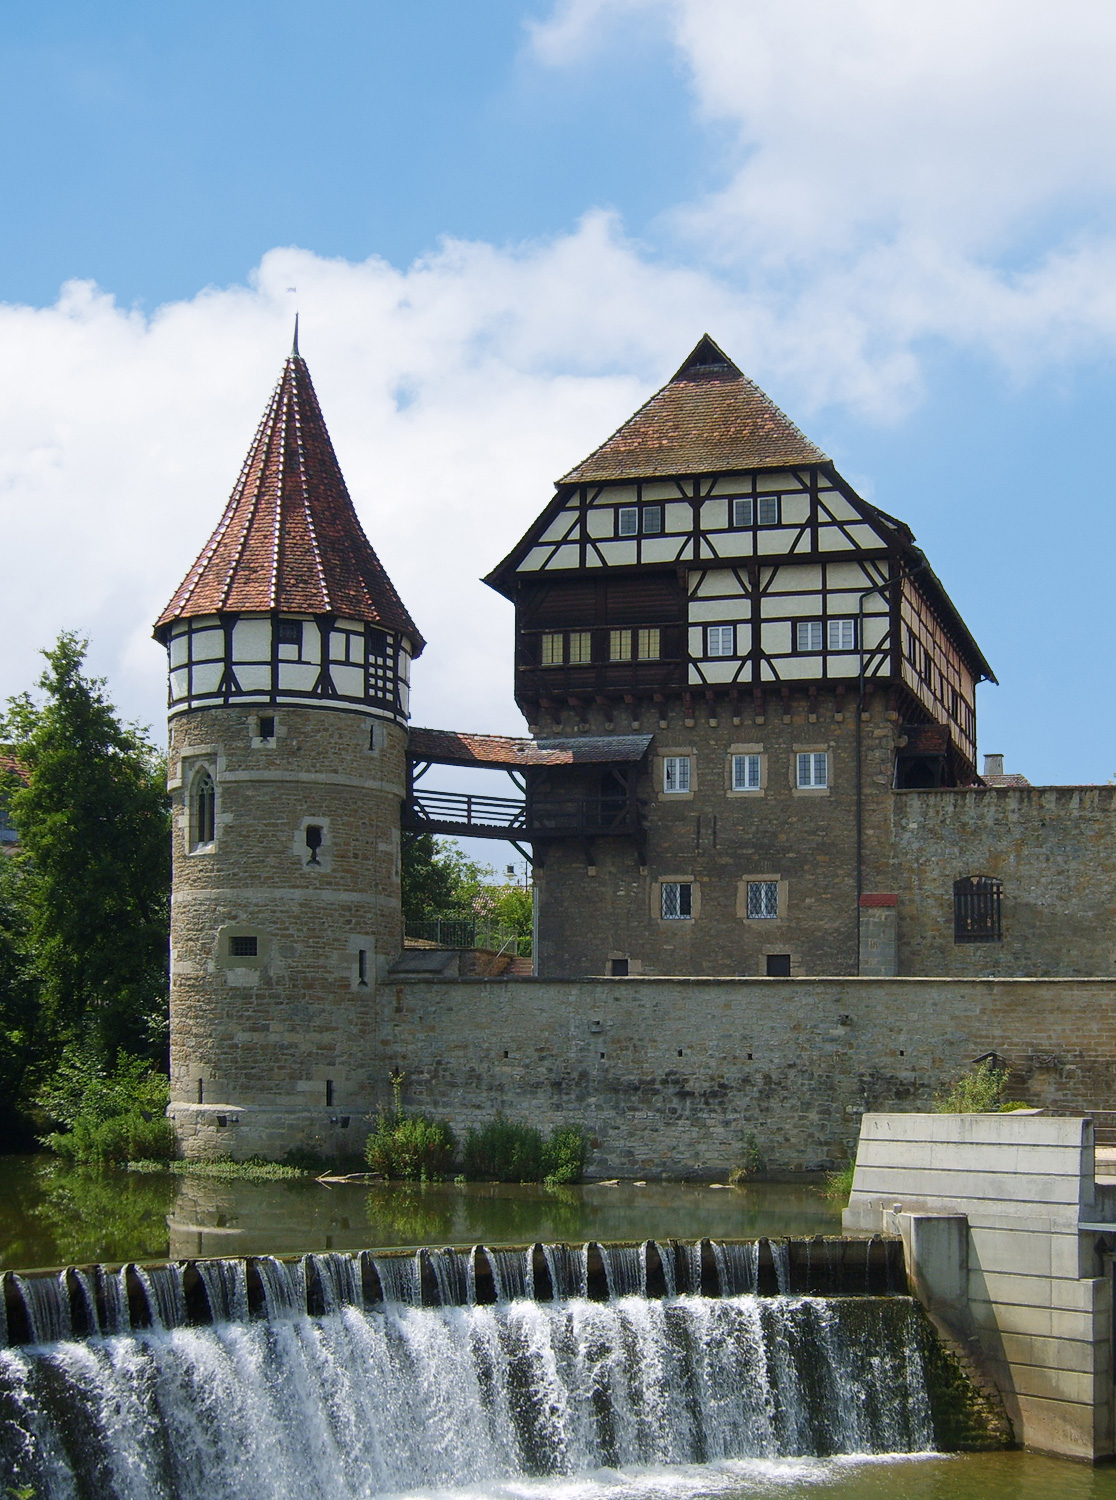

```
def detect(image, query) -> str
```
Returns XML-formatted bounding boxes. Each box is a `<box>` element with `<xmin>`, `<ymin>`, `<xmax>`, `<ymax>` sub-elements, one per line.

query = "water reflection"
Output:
<box><xmin>0</xmin><ymin>1154</ymin><xmax>842</xmax><ymax>1270</ymax></box>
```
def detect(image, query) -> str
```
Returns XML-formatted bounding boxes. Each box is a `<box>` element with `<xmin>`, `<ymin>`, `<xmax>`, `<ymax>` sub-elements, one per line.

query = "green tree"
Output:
<box><xmin>0</xmin><ymin>851</ymin><xmax>38</xmax><ymax>1146</ymax></box>
<box><xmin>401</xmin><ymin>832</ymin><xmax>494</xmax><ymax>920</ymax></box>
<box><xmin>0</xmin><ymin>634</ymin><xmax>171</xmax><ymax>1063</ymax></box>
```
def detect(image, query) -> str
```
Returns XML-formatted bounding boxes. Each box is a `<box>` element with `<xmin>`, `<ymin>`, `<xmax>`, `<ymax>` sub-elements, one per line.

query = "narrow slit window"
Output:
<box><xmin>192</xmin><ymin>770</ymin><xmax>216</xmax><ymax>847</ymax></box>
<box><xmin>357</xmin><ymin>948</ymin><xmax>369</xmax><ymax>987</ymax></box>
<box><xmin>747</xmin><ymin>881</ymin><xmax>779</xmax><ymax>919</ymax></box>
<box><xmin>661</xmin><ymin>882</ymin><xmax>693</xmax><ymax>920</ymax></box>
<box><xmin>305</xmin><ymin>824</ymin><xmax>324</xmax><ymax>864</ymax></box>
<box><xmin>258</xmin><ymin>715</ymin><xmax>275</xmax><ymax>741</ymax></box>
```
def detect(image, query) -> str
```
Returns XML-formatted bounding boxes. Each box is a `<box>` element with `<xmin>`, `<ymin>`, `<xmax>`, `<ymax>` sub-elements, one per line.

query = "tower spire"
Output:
<box><xmin>291</xmin><ymin>313</ymin><xmax>300</xmax><ymax>359</ymax></box>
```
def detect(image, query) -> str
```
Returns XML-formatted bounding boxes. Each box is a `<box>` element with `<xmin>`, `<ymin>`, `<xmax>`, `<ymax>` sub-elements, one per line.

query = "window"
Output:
<box><xmin>638</xmin><ymin>627</ymin><xmax>661</xmax><ymax>660</ymax></box>
<box><xmin>757</xmin><ymin>495</ymin><xmax>779</xmax><ymax>525</ymax></box>
<box><xmin>568</xmin><ymin>631</ymin><xmax>592</xmax><ymax>664</ymax></box>
<box><xmin>229</xmin><ymin>935</ymin><xmax>258</xmax><ymax>957</ymax></box>
<box><xmin>706</xmin><ymin>624</ymin><xmax>735</xmax><ymax>658</ymax></box>
<box><xmin>828</xmin><ymin>618</ymin><xmax>857</xmax><ymax>651</ymax></box>
<box><xmin>732</xmin><ymin>495</ymin><xmax>780</xmax><ymax>526</ymax></box>
<box><xmin>663</xmin><ymin>756</ymin><xmax>691</xmax><ymax>793</ymax></box>
<box><xmin>305</xmin><ymin>824</ymin><xmax>324</xmax><ymax>865</ymax></box>
<box><xmin>642</xmin><ymin>504</ymin><xmax>663</xmax><ymax>535</ymax></box>
<box><xmin>616</xmin><ymin>504</ymin><xmax>662</xmax><ymax>536</ymax></box>
<box><xmin>368</xmin><ymin>628</ymin><xmax>389</xmax><ymax>659</ymax></box>
<box><xmin>732</xmin><ymin>753</ymin><xmax>762</xmax><ymax>791</ymax></box>
<box><xmin>276</xmin><ymin>618</ymin><xmax>302</xmax><ymax>649</ymax></box>
<box><xmin>192</xmin><ymin>770</ymin><xmax>215</xmax><ymax>846</ymax></box>
<box><xmin>797</xmin><ymin>752</ymin><xmax>828</xmax><ymax>789</ymax></box>
<box><xmin>610</xmin><ymin>629</ymin><xmax>632</xmax><ymax>661</ymax></box>
<box><xmin>258</xmin><ymin>715</ymin><xmax>275</xmax><ymax>741</ymax></box>
<box><xmin>766</xmin><ymin>953</ymin><xmax>791</xmax><ymax>976</ymax></box>
<box><xmin>357</xmin><ymin>948</ymin><xmax>369</xmax><ymax>987</ymax></box>
<box><xmin>747</xmin><ymin>881</ymin><xmax>779</xmax><ymax>919</ymax></box>
<box><xmin>661</xmin><ymin>882</ymin><xmax>693</xmax><ymax>919</ymax></box>
<box><xmin>325</xmin><ymin>1080</ymin><xmax>334</xmax><ymax>1107</ymax></box>
<box><xmin>541</xmin><ymin>632</ymin><xmax>563</xmax><ymax>666</ymax></box>
<box><xmin>954</xmin><ymin>876</ymin><xmax>1003</xmax><ymax>944</ymax></box>
<box><xmin>905</xmin><ymin>628</ymin><xmax>917</xmax><ymax>664</ymax></box>
<box><xmin>610</xmin><ymin>958</ymin><xmax>629</xmax><ymax>976</ymax></box>
<box><xmin>732</xmin><ymin>497</ymin><xmax>754</xmax><ymax>527</ymax></box>
<box><xmin>618</xmin><ymin>506</ymin><xmax>639</xmax><ymax>536</ymax></box>
<box><xmin>796</xmin><ymin>620</ymin><xmax>824</xmax><ymax>652</ymax></box>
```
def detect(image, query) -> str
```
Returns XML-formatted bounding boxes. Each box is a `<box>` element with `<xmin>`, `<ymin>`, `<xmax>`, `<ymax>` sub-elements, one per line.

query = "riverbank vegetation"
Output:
<box><xmin>934</xmin><ymin>1059</ymin><xmax>1029</xmax><ymax>1113</ymax></box>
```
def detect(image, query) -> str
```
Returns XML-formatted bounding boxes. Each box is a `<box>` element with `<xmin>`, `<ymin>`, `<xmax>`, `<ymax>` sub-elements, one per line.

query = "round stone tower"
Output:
<box><xmin>154</xmin><ymin>335</ymin><xmax>424</xmax><ymax>1159</ymax></box>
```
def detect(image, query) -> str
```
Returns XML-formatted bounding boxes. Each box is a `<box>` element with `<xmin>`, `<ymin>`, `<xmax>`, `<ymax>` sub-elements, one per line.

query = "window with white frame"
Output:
<box><xmin>663</xmin><ymin>756</ymin><xmax>691</xmax><ymax>793</ymax></box>
<box><xmin>617</xmin><ymin>504</ymin><xmax>663</xmax><ymax>536</ymax></box>
<box><xmin>757</xmin><ymin>495</ymin><xmax>779</xmax><ymax>525</ymax></box>
<box><xmin>732</xmin><ymin>495</ymin><xmax>780</xmax><ymax>526</ymax></box>
<box><xmin>732</xmin><ymin>497</ymin><xmax>754</xmax><ymax>527</ymax></box>
<box><xmin>661</xmin><ymin>881</ymin><xmax>693</xmax><ymax>919</ymax></box>
<box><xmin>797</xmin><ymin>751</ymin><xmax>829</xmax><ymax>789</ymax></box>
<box><xmin>541</xmin><ymin>632</ymin><xmax>563</xmax><ymax>666</ymax></box>
<box><xmin>642</xmin><ymin>504</ymin><xmax>663</xmax><ymax>534</ymax></box>
<box><xmin>796</xmin><ymin>620</ymin><xmax>824</xmax><ymax>652</ymax></box>
<box><xmin>618</xmin><ymin>506</ymin><xmax>639</xmax><ymax>536</ymax></box>
<box><xmin>732</xmin><ymin>753</ymin><xmax>762</xmax><ymax>791</ymax></box>
<box><xmin>706</xmin><ymin>624</ymin><xmax>735</xmax><ymax>658</ymax></box>
<box><xmin>828</xmin><ymin>618</ymin><xmax>857</xmax><ymax>651</ymax></box>
<box><xmin>746</xmin><ymin>881</ymin><xmax>779</xmax><ymax>919</ymax></box>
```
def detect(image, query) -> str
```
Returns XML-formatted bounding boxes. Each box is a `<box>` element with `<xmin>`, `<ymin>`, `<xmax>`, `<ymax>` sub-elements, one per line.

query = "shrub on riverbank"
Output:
<box><xmin>39</xmin><ymin>1048</ymin><xmax>176</xmax><ymax>1164</ymax></box>
<box><xmin>365</xmin><ymin>1113</ymin><xmax>457</xmax><ymax>1180</ymax></box>
<box><xmin>462</xmin><ymin>1114</ymin><xmax>591</xmax><ymax>1185</ymax></box>
<box><xmin>128</xmin><ymin>1156</ymin><xmax>308</xmax><ymax>1181</ymax></box>
<box><xmin>934</xmin><ymin>1059</ymin><xmax>1029</xmax><ymax>1113</ymax></box>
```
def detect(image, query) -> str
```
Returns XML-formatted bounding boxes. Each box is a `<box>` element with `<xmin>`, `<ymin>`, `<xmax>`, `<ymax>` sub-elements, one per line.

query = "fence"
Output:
<box><xmin>404</xmin><ymin>916</ymin><xmax>531</xmax><ymax>957</ymax></box>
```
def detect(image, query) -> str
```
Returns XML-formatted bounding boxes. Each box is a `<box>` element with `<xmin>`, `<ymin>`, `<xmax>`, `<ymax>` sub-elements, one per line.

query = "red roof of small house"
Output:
<box><xmin>154</xmin><ymin>347</ymin><xmax>423</xmax><ymax>651</ymax></box>
<box><xmin>559</xmin><ymin>336</ymin><xmax>828</xmax><ymax>484</ymax></box>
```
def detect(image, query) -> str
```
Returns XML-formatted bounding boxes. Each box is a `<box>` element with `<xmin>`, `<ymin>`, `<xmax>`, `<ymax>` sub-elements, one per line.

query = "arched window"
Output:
<box><xmin>192</xmin><ymin>770</ymin><xmax>216</xmax><ymax>847</ymax></box>
<box><xmin>954</xmin><ymin>875</ymin><xmax>1002</xmax><ymax>944</ymax></box>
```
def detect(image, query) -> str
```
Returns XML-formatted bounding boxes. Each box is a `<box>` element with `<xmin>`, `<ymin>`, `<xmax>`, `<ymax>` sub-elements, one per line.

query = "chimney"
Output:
<box><xmin>983</xmin><ymin>753</ymin><xmax>1004</xmax><ymax>777</ymax></box>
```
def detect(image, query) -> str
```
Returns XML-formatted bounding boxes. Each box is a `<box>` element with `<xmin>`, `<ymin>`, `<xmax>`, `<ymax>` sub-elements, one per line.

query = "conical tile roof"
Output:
<box><xmin>560</xmin><ymin>336</ymin><xmax>827</xmax><ymax>483</ymax></box>
<box><xmin>155</xmin><ymin>351</ymin><xmax>423</xmax><ymax>652</ymax></box>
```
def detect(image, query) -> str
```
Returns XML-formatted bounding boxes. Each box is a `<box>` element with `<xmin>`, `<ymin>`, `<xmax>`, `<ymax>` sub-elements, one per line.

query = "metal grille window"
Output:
<box><xmin>193</xmin><ymin>770</ymin><xmax>215</xmax><ymax>846</ymax></box>
<box><xmin>276</xmin><ymin>618</ymin><xmax>303</xmax><ymax>650</ymax></box>
<box><xmin>663</xmin><ymin>756</ymin><xmax>691</xmax><ymax>794</ymax></box>
<box><xmin>828</xmin><ymin>618</ymin><xmax>857</xmax><ymax>651</ymax></box>
<box><xmin>747</xmin><ymin>881</ymin><xmax>779</xmax><ymax>919</ymax></box>
<box><xmin>706</xmin><ymin>624</ymin><xmax>735</xmax><ymax>657</ymax></box>
<box><xmin>732</xmin><ymin>753</ymin><xmax>762</xmax><ymax>791</ymax></box>
<box><xmin>796</xmin><ymin>620</ymin><xmax>824</xmax><ymax>652</ymax></box>
<box><xmin>954</xmin><ymin>876</ymin><xmax>1003</xmax><ymax>943</ymax></box>
<box><xmin>661</xmin><ymin>882</ymin><xmax>693</xmax><ymax>919</ymax></box>
<box><xmin>229</xmin><ymin>935</ymin><xmax>258</xmax><ymax>957</ymax></box>
<box><xmin>797</xmin><ymin>752</ymin><xmax>828</xmax><ymax>789</ymax></box>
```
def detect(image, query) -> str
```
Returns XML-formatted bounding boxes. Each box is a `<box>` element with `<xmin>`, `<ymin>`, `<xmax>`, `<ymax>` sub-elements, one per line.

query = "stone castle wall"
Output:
<box><xmin>172</xmin><ymin>973</ymin><xmax>1116</xmax><ymax>1172</ymax></box>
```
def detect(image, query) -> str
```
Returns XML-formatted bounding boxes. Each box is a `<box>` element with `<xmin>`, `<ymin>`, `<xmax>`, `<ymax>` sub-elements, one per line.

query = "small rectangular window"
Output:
<box><xmin>732</xmin><ymin>753</ymin><xmax>762</xmax><ymax>791</ymax></box>
<box><xmin>766</xmin><ymin>953</ymin><xmax>791</xmax><ymax>976</ymax></box>
<box><xmin>357</xmin><ymin>948</ymin><xmax>369</xmax><ymax>986</ymax></box>
<box><xmin>797</xmin><ymin>752</ymin><xmax>829</xmax><ymax>789</ymax></box>
<box><xmin>609</xmin><ymin>629</ymin><xmax>632</xmax><ymax>661</ymax></box>
<box><xmin>828</xmin><ymin>618</ymin><xmax>857</xmax><ymax>651</ymax></box>
<box><xmin>325</xmin><ymin>1080</ymin><xmax>334</xmax><ymax>1107</ymax></box>
<box><xmin>229</xmin><ymin>935</ymin><xmax>258</xmax><ymax>957</ymax></box>
<box><xmin>706</xmin><ymin>624</ymin><xmax>735</xmax><ymax>658</ymax></box>
<box><xmin>757</xmin><ymin>495</ymin><xmax>780</xmax><ymax>525</ymax></box>
<box><xmin>905</xmin><ymin>628</ymin><xmax>917</xmax><ymax>664</ymax></box>
<box><xmin>276</xmin><ymin>619</ymin><xmax>302</xmax><ymax>648</ymax></box>
<box><xmin>610</xmin><ymin>958</ymin><xmax>629</xmax><ymax>976</ymax></box>
<box><xmin>732</xmin><ymin>497</ymin><xmax>754</xmax><ymax>527</ymax></box>
<box><xmin>568</xmin><ymin>631</ymin><xmax>592</xmax><ymax>664</ymax></box>
<box><xmin>796</xmin><ymin>620</ymin><xmax>824</xmax><ymax>653</ymax></box>
<box><xmin>663</xmin><ymin>756</ymin><xmax>691</xmax><ymax>793</ymax></box>
<box><xmin>617</xmin><ymin>506</ymin><xmax>639</xmax><ymax>536</ymax></box>
<box><xmin>642</xmin><ymin>504</ymin><xmax>663</xmax><ymax>535</ymax></box>
<box><xmin>368</xmin><ymin>628</ymin><xmax>389</xmax><ymax>659</ymax></box>
<box><xmin>258</xmin><ymin>715</ymin><xmax>275</xmax><ymax>740</ymax></box>
<box><xmin>661</xmin><ymin>882</ymin><xmax>693</xmax><ymax>919</ymax></box>
<box><xmin>638</xmin><ymin>627</ymin><xmax>661</xmax><ymax>660</ymax></box>
<box><xmin>747</xmin><ymin>881</ymin><xmax>779</xmax><ymax>919</ymax></box>
<box><xmin>541</xmin><ymin>632</ymin><xmax>563</xmax><ymax>666</ymax></box>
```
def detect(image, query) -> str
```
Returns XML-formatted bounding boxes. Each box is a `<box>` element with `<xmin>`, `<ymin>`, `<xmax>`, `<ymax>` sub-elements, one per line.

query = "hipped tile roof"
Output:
<box><xmin>560</xmin><ymin>336</ymin><xmax>827</xmax><ymax>483</ymax></box>
<box><xmin>155</xmin><ymin>351</ymin><xmax>423</xmax><ymax>651</ymax></box>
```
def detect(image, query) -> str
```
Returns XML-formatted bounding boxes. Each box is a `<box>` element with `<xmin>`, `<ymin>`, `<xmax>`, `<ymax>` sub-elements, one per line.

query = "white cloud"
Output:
<box><xmin>530</xmin><ymin>0</ymin><xmax>1116</xmax><ymax>393</ymax></box>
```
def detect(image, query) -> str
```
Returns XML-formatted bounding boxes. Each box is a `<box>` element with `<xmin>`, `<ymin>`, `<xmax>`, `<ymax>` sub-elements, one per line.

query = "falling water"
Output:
<box><xmin>653</xmin><ymin>1241</ymin><xmax>677</xmax><ymax>1298</ymax></box>
<box><xmin>13</xmin><ymin>1273</ymin><xmax>70</xmax><ymax>1344</ymax></box>
<box><xmin>427</xmin><ymin>1247</ymin><xmax>475</xmax><ymax>1307</ymax></box>
<box><xmin>599</xmin><ymin>1242</ymin><xmax>647</xmax><ymax>1298</ymax></box>
<box><xmin>310</xmin><ymin>1253</ymin><xmax>362</xmax><ymax>1313</ymax></box>
<box><xmin>684</xmin><ymin>1239</ymin><xmax>705</xmax><ymax>1294</ymax></box>
<box><xmin>135</xmin><ymin>1264</ymin><xmax>188</xmax><ymax>1329</ymax></box>
<box><xmin>255</xmin><ymin>1256</ymin><xmax>307</xmax><ymax>1319</ymax></box>
<box><xmin>771</xmin><ymin>1240</ymin><xmax>791</xmax><ymax>1294</ymax></box>
<box><xmin>543</xmin><ymin>1242</ymin><xmax>587</xmax><ymax>1300</ymax></box>
<box><xmin>196</xmin><ymin>1257</ymin><xmax>249</xmax><ymax>1324</ymax></box>
<box><xmin>103</xmin><ymin>1265</ymin><xmax>132</xmax><ymax>1333</ymax></box>
<box><xmin>373</xmin><ymin>1252</ymin><xmax>422</xmax><ymax>1305</ymax></box>
<box><xmin>71</xmin><ymin>1269</ymin><xmax>101</xmax><ymax>1336</ymax></box>
<box><xmin>0</xmin><ymin>1291</ymin><xmax>937</xmax><ymax>1498</ymax></box>
<box><xmin>711</xmin><ymin>1240</ymin><xmax>759</xmax><ymax>1296</ymax></box>
<box><xmin>487</xmin><ymin>1245</ymin><xmax>534</xmax><ymax>1301</ymax></box>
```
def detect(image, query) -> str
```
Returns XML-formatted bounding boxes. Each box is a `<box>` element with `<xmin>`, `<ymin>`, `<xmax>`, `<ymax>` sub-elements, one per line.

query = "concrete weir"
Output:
<box><xmin>845</xmin><ymin>1111</ymin><xmax>1116</xmax><ymax>1462</ymax></box>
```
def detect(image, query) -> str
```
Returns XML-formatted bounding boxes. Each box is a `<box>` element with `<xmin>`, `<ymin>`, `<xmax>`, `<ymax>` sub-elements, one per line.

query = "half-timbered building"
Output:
<box><xmin>483</xmin><ymin>337</ymin><xmax>996</xmax><ymax>977</ymax></box>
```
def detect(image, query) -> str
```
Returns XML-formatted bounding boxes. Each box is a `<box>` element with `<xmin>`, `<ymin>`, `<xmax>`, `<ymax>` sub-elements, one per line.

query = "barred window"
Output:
<box><xmin>229</xmin><ymin>935</ymin><xmax>258</xmax><ymax>957</ymax></box>
<box><xmin>663</xmin><ymin>756</ymin><xmax>691</xmax><ymax>794</ymax></box>
<box><xmin>954</xmin><ymin>876</ymin><xmax>1002</xmax><ymax>944</ymax></box>
<box><xmin>747</xmin><ymin>881</ymin><xmax>779</xmax><ymax>919</ymax></box>
<box><xmin>661</xmin><ymin>882</ymin><xmax>693</xmax><ymax>920</ymax></box>
<box><xmin>276</xmin><ymin>618</ymin><xmax>302</xmax><ymax>650</ymax></box>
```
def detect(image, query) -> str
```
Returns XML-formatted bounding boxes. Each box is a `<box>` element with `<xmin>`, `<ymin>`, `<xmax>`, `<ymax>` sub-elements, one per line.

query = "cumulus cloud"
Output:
<box><xmin>531</xmin><ymin>0</ymin><xmax>1116</xmax><ymax>395</ymax></box>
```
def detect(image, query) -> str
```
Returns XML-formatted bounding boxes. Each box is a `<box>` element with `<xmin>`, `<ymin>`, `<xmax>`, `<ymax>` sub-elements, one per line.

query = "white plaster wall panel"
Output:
<box><xmin>818</xmin><ymin>527</ymin><xmax>856</xmax><ymax>552</ymax></box>
<box><xmin>642</xmin><ymin>482</ymin><xmax>678</xmax><ymax>500</ymax></box>
<box><xmin>782</xmin><ymin>495</ymin><xmax>810</xmax><ymax>524</ymax></box>
<box><xmin>760</xmin><ymin>660</ymin><xmax>777</xmax><ymax>680</ymax></box>
<box><xmin>700</xmin><ymin>660</ymin><xmax>741</xmax><ymax>683</ymax></box>
<box><xmin>688</xmin><ymin>626</ymin><xmax>705</xmax><ymax>657</ymax></box>
<box><xmin>827</xmin><ymin>654</ymin><xmax>861</xmax><ymax>677</ymax></box>
<box><xmin>278</xmin><ymin>664</ymin><xmax>319</xmax><ymax>692</ymax></box>
<box><xmin>770</xmin><ymin>595</ymin><xmax>824</xmax><ymax>618</ymax></box>
<box><xmin>585</xmin><ymin>552</ymin><xmax>604</xmax><ymax>567</ymax></box>
<box><xmin>331</xmin><ymin>665</ymin><xmax>364</xmax><ymax>698</ymax></box>
<box><xmin>758</xmin><ymin>471</ymin><xmax>795</xmax><ymax>491</ymax></box>
<box><xmin>819</xmin><ymin>494</ymin><xmax>861</xmax><ymax>522</ymax></box>
<box><xmin>541</xmin><ymin>513</ymin><xmax>577</xmax><ymax>543</ymax></box>
<box><xmin>596</xmin><ymin>484</ymin><xmax>637</xmax><ymax>504</ymax></box>
<box><xmin>641</xmin><ymin>538</ymin><xmax>683</xmax><ymax>564</ymax></box>
<box><xmin>336</xmin><ymin>618</ymin><xmax>364</xmax><ymax>636</ymax></box>
<box><xmin>519</xmin><ymin>547</ymin><xmax>550</xmax><ymax>571</ymax></box>
<box><xmin>596</xmin><ymin>541</ymin><xmax>638</xmax><ymax>566</ymax></box>
<box><xmin>769</xmin><ymin>565</ymin><xmax>822</xmax><ymax>593</ymax></box>
<box><xmin>170</xmin><ymin>635</ymin><xmax>189</xmax><ymax>667</ymax></box>
<box><xmin>688</xmin><ymin>663</ymin><xmax>703</xmax><ymax>684</ymax></box>
<box><xmin>862</xmin><ymin>617</ymin><xmax>889</xmax><ymax>649</ymax></box>
<box><xmin>236</xmin><ymin>666</ymin><xmax>271</xmax><ymax>691</ymax></box>
<box><xmin>664</xmin><ymin>502</ymin><xmax>691</xmax><ymax>532</ymax></box>
<box><xmin>689</xmin><ymin>598</ymin><xmax>748</xmax><ymax>622</ymax></box>
<box><xmin>170</xmin><ymin>669</ymin><xmax>189</xmax><ymax>700</ymax></box>
<box><xmin>708</xmin><ymin>533</ymin><xmax>753</xmax><ymax>559</ymax></box>
<box><xmin>693</xmin><ymin>569</ymin><xmax>743</xmax><ymax>596</ymax></box>
<box><xmin>191</xmin><ymin>664</ymin><xmax>222</xmax><ymax>694</ymax></box>
<box><xmin>760</xmin><ymin>621</ymin><xmax>792</xmax><ymax>653</ymax></box>
<box><xmin>233</xmin><ymin>619</ymin><xmax>271</xmax><ymax>658</ymax></box>
<box><xmin>847</xmin><ymin>524</ymin><xmax>884</xmax><ymax>547</ymax></box>
<box><xmin>825</xmin><ymin>561</ymin><xmax>874</xmax><ymax>588</ymax></box>
<box><xmin>192</xmin><ymin>628</ymin><xmax>224</xmax><ymax>660</ymax></box>
<box><xmin>585</xmin><ymin>509</ymin><xmax>613</xmax><ymax>538</ymax></box>
<box><xmin>776</xmin><ymin>658</ymin><xmax>821</xmax><ymax>679</ymax></box>
<box><xmin>698</xmin><ymin>538</ymin><xmax>719</xmax><ymax>560</ymax></box>
<box><xmin>700</xmin><ymin>499</ymin><xmax>728</xmax><ymax>530</ymax></box>
<box><xmin>547</xmin><ymin>544</ymin><xmax>580</xmax><ymax>570</ymax></box>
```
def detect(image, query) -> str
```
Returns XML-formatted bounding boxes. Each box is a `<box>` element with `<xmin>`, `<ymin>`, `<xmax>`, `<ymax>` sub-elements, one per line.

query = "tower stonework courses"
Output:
<box><xmin>155</xmin><ymin>339</ymin><xmax>422</xmax><ymax>1159</ymax></box>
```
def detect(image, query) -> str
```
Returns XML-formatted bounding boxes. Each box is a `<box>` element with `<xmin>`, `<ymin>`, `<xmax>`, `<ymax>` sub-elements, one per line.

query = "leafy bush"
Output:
<box><xmin>365</xmin><ymin>1113</ymin><xmax>456</xmax><ymax>1180</ymax></box>
<box><xmin>934</xmin><ymin>1059</ymin><xmax>1029</xmax><ymax>1114</ymax></box>
<box><xmin>462</xmin><ymin>1115</ymin><xmax>591</xmax><ymax>1184</ymax></box>
<box><xmin>39</xmin><ymin>1046</ymin><xmax>176</xmax><ymax>1164</ymax></box>
<box><xmin>727</xmin><ymin>1132</ymin><xmax>766</xmax><ymax>1185</ymax></box>
<box><xmin>543</xmin><ymin>1126</ymin><xmax>591</xmax><ymax>1186</ymax></box>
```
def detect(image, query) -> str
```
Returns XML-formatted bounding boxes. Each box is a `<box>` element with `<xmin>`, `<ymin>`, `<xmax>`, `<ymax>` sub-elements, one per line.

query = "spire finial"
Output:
<box><xmin>291</xmin><ymin>313</ymin><xmax>300</xmax><ymax>358</ymax></box>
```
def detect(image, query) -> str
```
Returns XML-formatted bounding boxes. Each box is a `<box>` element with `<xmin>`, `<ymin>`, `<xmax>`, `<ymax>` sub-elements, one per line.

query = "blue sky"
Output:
<box><xmin>2</xmin><ymin>0</ymin><xmax>1116</xmax><ymax>831</ymax></box>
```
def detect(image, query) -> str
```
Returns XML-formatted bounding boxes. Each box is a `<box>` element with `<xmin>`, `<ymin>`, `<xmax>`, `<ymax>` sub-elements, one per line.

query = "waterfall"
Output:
<box><xmin>372</xmin><ymin>1252</ymin><xmax>422</xmax><ymax>1306</ymax></box>
<box><xmin>487</xmin><ymin>1246</ymin><xmax>534</xmax><ymax>1302</ymax></box>
<box><xmin>771</xmin><ymin>1240</ymin><xmax>791</xmax><ymax>1294</ymax></box>
<box><xmin>598</xmin><ymin>1242</ymin><xmax>647</xmax><ymax>1298</ymax></box>
<box><xmin>103</xmin><ymin>1266</ymin><xmax>132</xmax><ymax>1334</ymax></box>
<box><xmin>0</xmin><ymin>1293</ymin><xmax>937</xmax><ymax>1497</ymax></box>
<box><xmin>135</xmin><ymin>1264</ymin><xmax>188</xmax><ymax>1330</ymax></box>
<box><xmin>653</xmin><ymin>1241</ymin><xmax>677</xmax><ymax>1298</ymax></box>
<box><xmin>13</xmin><ymin>1273</ymin><xmax>70</xmax><ymax>1344</ymax></box>
<box><xmin>543</xmin><ymin>1242</ymin><xmax>587</xmax><ymax>1300</ymax></box>
<box><xmin>196</xmin><ymin>1257</ymin><xmax>249</xmax><ymax>1324</ymax></box>
<box><xmin>427</xmin><ymin>1247</ymin><xmax>475</xmax><ymax>1307</ymax></box>
<box><xmin>711</xmin><ymin>1240</ymin><xmax>760</xmax><ymax>1296</ymax></box>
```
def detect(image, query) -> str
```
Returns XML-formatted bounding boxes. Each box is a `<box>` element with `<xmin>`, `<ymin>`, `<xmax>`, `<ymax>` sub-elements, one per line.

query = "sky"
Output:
<box><xmin>3</xmin><ymin>0</ymin><xmax>1116</xmax><ymax>841</ymax></box>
